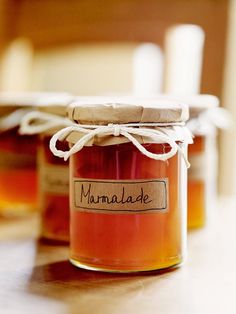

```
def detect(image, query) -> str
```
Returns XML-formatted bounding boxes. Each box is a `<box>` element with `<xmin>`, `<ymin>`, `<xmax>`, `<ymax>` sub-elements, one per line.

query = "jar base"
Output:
<box><xmin>69</xmin><ymin>257</ymin><xmax>183</xmax><ymax>273</ymax></box>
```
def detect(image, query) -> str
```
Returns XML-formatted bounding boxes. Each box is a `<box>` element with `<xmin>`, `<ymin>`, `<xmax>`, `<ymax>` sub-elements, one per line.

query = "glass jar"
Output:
<box><xmin>70</xmin><ymin>141</ymin><xmax>187</xmax><ymax>272</ymax></box>
<box><xmin>39</xmin><ymin>135</ymin><xmax>70</xmax><ymax>242</ymax></box>
<box><xmin>186</xmin><ymin>95</ymin><xmax>220</xmax><ymax>229</ymax></box>
<box><xmin>50</xmin><ymin>97</ymin><xmax>192</xmax><ymax>272</ymax></box>
<box><xmin>0</xmin><ymin>94</ymin><xmax>40</xmax><ymax>216</ymax></box>
<box><xmin>187</xmin><ymin>135</ymin><xmax>206</xmax><ymax>227</ymax></box>
<box><xmin>0</xmin><ymin>127</ymin><xmax>38</xmax><ymax>215</ymax></box>
<box><xmin>19</xmin><ymin>93</ymin><xmax>73</xmax><ymax>242</ymax></box>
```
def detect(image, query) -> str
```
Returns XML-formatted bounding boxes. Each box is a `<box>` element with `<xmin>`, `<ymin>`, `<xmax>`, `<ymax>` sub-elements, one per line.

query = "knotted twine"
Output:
<box><xmin>49</xmin><ymin>121</ymin><xmax>193</xmax><ymax>168</ymax></box>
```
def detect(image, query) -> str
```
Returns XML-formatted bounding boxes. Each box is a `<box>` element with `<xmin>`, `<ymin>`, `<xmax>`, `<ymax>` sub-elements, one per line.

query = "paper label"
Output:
<box><xmin>41</xmin><ymin>164</ymin><xmax>69</xmax><ymax>195</ymax></box>
<box><xmin>72</xmin><ymin>178</ymin><xmax>168</xmax><ymax>214</ymax></box>
<box><xmin>188</xmin><ymin>152</ymin><xmax>206</xmax><ymax>180</ymax></box>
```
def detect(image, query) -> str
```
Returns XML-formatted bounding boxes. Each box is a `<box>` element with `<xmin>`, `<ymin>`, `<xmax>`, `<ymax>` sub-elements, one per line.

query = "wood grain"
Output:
<box><xmin>0</xmin><ymin>198</ymin><xmax>235</xmax><ymax>314</ymax></box>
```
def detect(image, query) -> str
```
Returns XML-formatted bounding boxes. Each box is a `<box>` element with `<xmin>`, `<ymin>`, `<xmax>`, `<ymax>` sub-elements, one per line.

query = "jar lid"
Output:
<box><xmin>152</xmin><ymin>94</ymin><xmax>219</xmax><ymax>117</ymax></box>
<box><xmin>0</xmin><ymin>92</ymin><xmax>74</xmax><ymax>133</ymax></box>
<box><xmin>68</xmin><ymin>96</ymin><xmax>189</xmax><ymax>125</ymax></box>
<box><xmin>0</xmin><ymin>92</ymin><xmax>73</xmax><ymax>116</ymax></box>
<box><xmin>35</xmin><ymin>93</ymin><xmax>74</xmax><ymax>116</ymax></box>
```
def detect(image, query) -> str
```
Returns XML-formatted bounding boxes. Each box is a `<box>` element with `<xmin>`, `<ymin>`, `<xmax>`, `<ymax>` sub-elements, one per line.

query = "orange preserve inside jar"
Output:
<box><xmin>39</xmin><ymin>135</ymin><xmax>69</xmax><ymax>242</ymax></box>
<box><xmin>186</xmin><ymin>95</ymin><xmax>219</xmax><ymax>229</ymax></box>
<box><xmin>187</xmin><ymin>135</ymin><xmax>206</xmax><ymax>228</ymax></box>
<box><xmin>50</xmin><ymin>97</ymin><xmax>191</xmax><ymax>272</ymax></box>
<box><xmin>0</xmin><ymin>97</ymin><xmax>39</xmax><ymax>216</ymax></box>
<box><xmin>19</xmin><ymin>94</ymin><xmax>73</xmax><ymax>242</ymax></box>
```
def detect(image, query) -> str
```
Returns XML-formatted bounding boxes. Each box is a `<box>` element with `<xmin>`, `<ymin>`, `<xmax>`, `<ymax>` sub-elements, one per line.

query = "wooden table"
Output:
<box><xmin>0</xmin><ymin>198</ymin><xmax>236</xmax><ymax>314</ymax></box>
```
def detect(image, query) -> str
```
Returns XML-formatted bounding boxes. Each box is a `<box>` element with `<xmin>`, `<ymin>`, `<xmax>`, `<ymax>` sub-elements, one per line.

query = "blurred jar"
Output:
<box><xmin>0</xmin><ymin>93</ymin><xmax>40</xmax><ymax>216</ymax></box>
<box><xmin>50</xmin><ymin>96</ymin><xmax>192</xmax><ymax>272</ymax></box>
<box><xmin>186</xmin><ymin>95</ymin><xmax>229</xmax><ymax>228</ymax></box>
<box><xmin>20</xmin><ymin>93</ymin><xmax>73</xmax><ymax>242</ymax></box>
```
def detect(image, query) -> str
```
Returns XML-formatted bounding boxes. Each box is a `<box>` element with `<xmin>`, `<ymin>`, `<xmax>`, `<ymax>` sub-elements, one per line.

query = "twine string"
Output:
<box><xmin>49</xmin><ymin>122</ymin><xmax>192</xmax><ymax>168</ymax></box>
<box><xmin>19</xmin><ymin>111</ymin><xmax>74</xmax><ymax>135</ymax></box>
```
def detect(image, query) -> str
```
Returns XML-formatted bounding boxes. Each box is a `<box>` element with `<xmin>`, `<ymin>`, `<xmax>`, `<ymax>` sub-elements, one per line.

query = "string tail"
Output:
<box><xmin>19</xmin><ymin>111</ymin><xmax>74</xmax><ymax>135</ymax></box>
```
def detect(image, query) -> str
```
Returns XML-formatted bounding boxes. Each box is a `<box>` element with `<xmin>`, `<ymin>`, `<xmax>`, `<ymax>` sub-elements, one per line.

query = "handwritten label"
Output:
<box><xmin>41</xmin><ymin>164</ymin><xmax>69</xmax><ymax>195</ymax></box>
<box><xmin>73</xmin><ymin>178</ymin><xmax>168</xmax><ymax>214</ymax></box>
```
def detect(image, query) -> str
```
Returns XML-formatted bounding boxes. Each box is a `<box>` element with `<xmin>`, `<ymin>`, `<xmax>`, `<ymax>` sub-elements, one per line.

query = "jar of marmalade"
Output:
<box><xmin>50</xmin><ymin>97</ymin><xmax>192</xmax><ymax>272</ymax></box>
<box><xmin>186</xmin><ymin>94</ymin><xmax>224</xmax><ymax>228</ymax></box>
<box><xmin>0</xmin><ymin>93</ymin><xmax>40</xmax><ymax>216</ymax></box>
<box><xmin>20</xmin><ymin>93</ymin><xmax>73</xmax><ymax>242</ymax></box>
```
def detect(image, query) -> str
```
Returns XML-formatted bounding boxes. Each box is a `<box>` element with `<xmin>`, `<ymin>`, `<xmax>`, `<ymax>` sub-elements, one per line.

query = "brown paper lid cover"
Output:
<box><xmin>67</xmin><ymin>96</ymin><xmax>189</xmax><ymax>124</ymax></box>
<box><xmin>0</xmin><ymin>92</ymin><xmax>73</xmax><ymax>116</ymax></box>
<box><xmin>154</xmin><ymin>94</ymin><xmax>219</xmax><ymax>117</ymax></box>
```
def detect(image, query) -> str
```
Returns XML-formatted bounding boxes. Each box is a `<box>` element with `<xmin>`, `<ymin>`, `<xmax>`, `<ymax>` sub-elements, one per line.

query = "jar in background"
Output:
<box><xmin>0</xmin><ymin>93</ymin><xmax>39</xmax><ymax>216</ymax></box>
<box><xmin>39</xmin><ymin>136</ymin><xmax>70</xmax><ymax>242</ymax></box>
<box><xmin>20</xmin><ymin>93</ymin><xmax>73</xmax><ymax>242</ymax></box>
<box><xmin>50</xmin><ymin>96</ymin><xmax>192</xmax><ymax>272</ymax></box>
<box><xmin>186</xmin><ymin>95</ymin><xmax>222</xmax><ymax>228</ymax></box>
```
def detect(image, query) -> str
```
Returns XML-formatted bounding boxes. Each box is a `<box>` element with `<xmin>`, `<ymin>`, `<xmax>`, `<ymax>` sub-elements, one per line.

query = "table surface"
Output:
<box><xmin>0</xmin><ymin>198</ymin><xmax>236</xmax><ymax>314</ymax></box>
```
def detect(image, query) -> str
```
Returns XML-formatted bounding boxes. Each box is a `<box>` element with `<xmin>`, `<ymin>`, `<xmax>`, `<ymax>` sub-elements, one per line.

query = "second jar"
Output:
<box><xmin>20</xmin><ymin>93</ymin><xmax>73</xmax><ymax>242</ymax></box>
<box><xmin>186</xmin><ymin>95</ymin><xmax>221</xmax><ymax>228</ymax></box>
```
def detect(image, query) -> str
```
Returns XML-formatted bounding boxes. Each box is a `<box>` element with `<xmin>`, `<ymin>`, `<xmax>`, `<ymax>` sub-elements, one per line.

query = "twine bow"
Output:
<box><xmin>49</xmin><ymin>122</ymin><xmax>192</xmax><ymax>168</ymax></box>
